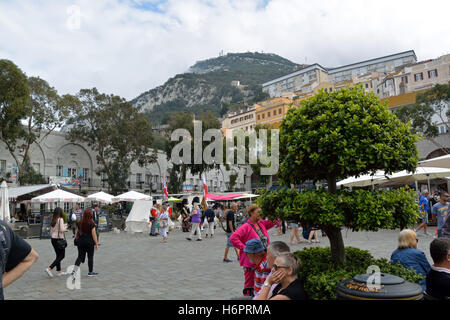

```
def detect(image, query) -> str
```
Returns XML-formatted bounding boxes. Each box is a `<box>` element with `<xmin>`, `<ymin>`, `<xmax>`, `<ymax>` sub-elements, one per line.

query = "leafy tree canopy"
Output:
<box><xmin>279</xmin><ymin>86</ymin><xmax>420</xmax><ymax>189</ymax></box>
<box><xmin>67</xmin><ymin>88</ymin><xmax>155</xmax><ymax>194</ymax></box>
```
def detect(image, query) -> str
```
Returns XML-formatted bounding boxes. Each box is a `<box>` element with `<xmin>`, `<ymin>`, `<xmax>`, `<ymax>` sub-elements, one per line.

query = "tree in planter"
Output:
<box><xmin>277</xmin><ymin>86</ymin><xmax>419</xmax><ymax>264</ymax></box>
<box><xmin>67</xmin><ymin>88</ymin><xmax>156</xmax><ymax>194</ymax></box>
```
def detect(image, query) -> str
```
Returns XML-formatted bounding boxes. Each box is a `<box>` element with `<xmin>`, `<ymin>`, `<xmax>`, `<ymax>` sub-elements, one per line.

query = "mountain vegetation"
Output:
<box><xmin>131</xmin><ymin>52</ymin><xmax>305</xmax><ymax>125</ymax></box>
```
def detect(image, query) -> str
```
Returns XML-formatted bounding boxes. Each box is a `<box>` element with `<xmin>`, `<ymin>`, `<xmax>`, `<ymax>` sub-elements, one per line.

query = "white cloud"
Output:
<box><xmin>0</xmin><ymin>0</ymin><xmax>449</xmax><ymax>100</ymax></box>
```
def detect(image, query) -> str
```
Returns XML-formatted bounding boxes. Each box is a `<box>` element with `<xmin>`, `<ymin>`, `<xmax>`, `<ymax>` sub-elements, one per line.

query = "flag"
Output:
<box><xmin>202</xmin><ymin>173</ymin><xmax>208</xmax><ymax>198</ymax></box>
<box><xmin>162</xmin><ymin>176</ymin><xmax>169</xmax><ymax>201</ymax></box>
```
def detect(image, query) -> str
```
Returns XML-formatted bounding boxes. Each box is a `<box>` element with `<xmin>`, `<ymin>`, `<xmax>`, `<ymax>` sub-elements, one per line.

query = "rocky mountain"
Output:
<box><xmin>131</xmin><ymin>52</ymin><xmax>305</xmax><ymax>124</ymax></box>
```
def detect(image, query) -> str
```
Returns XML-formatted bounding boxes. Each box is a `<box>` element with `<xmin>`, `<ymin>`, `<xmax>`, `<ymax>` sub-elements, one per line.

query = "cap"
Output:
<box><xmin>156</xmin><ymin>199</ymin><xmax>162</xmax><ymax>205</ymax></box>
<box><xmin>243</xmin><ymin>239</ymin><xmax>265</xmax><ymax>254</ymax></box>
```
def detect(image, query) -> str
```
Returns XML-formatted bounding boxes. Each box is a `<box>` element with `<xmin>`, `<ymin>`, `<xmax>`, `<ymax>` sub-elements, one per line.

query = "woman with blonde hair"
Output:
<box><xmin>390</xmin><ymin>229</ymin><xmax>431</xmax><ymax>289</ymax></box>
<box><xmin>257</xmin><ymin>252</ymin><xmax>307</xmax><ymax>300</ymax></box>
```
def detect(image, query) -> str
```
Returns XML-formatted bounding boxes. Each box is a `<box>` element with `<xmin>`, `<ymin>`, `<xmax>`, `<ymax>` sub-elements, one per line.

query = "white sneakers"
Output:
<box><xmin>45</xmin><ymin>268</ymin><xmax>54</xmax><ymax>277</ymax></box>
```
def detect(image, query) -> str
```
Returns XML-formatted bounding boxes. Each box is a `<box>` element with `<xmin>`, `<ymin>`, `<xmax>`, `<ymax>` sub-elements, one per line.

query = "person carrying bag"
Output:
<box><xmin>45</xmin><ymin>207</ymin><xmax>68</xmax><ymax>277</ymax></box>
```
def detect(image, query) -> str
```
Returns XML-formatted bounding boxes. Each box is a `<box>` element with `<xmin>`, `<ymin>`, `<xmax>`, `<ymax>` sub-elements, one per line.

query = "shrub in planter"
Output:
<box><xmin>294</xmin><ymin>246</ymin><xmax>424</xmax><ymax>300</ymax></box>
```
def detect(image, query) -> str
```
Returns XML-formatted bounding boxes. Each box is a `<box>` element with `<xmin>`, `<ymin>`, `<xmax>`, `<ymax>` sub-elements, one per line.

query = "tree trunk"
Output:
<box><xmin>324</xmin><ymin>225</ymin><xmax>346</xmax><ymax>264</ymax></box>
<box><xmin>326</xmin><ymin>174</ymin><xmax>345</xmax><ymax>264</ymax></box>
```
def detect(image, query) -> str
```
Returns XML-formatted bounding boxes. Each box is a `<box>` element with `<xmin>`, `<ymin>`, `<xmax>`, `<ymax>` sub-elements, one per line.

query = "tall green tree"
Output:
<box><xmin>277</xmin><ymin>86</ymin><xmax>419</xmax><ymax>264</ymax></box>
<box><xmin>67</xmin><ymin>88</ymin><xmax>156</xmax><ymax>194</ymax></box>
<box><xmin>395</xmin><ymin>84</ymin><xmax>450</xmax><ymax>154</ymax></box>
<box><xmin>0</xmin><ymin>60</ymin><xmax>29</xmax><ymax>179</ymax></box>
<box><xmin>167</xmin><ymin>111</ymin><xmax>221</xmax><ymax>187</ymax></box>
<box><xmin>12</xmin><ymin>77</ymin><xmax>74</xmax><ymax>184</ymax></box>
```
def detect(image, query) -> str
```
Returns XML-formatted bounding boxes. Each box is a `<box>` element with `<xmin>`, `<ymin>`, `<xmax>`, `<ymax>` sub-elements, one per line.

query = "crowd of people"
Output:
<box><xmin>415</xmin><ymin>190</ymin><xmax>450</xmax><ymax>238</ymax></box>
<box><xmin>1</xmin><ymin>193</ymin><xmax>449</xmax><ymax>301</ymax></box>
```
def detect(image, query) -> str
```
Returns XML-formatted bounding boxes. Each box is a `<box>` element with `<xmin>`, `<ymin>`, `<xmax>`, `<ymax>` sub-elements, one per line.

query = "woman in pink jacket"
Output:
<box><xmin>230</xmin><ymin>204</ymin><xmax>278</xmax><ymax>296</ymax></box>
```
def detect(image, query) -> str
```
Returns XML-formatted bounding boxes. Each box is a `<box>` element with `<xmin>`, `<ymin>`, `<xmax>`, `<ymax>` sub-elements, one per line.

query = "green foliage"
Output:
<box><xmin>294</xmin><ymin>246</ymin><xmax>424</xmax><ymax>300</ymax></box>
<box><xmin>279</xmin><ymin>86</ymin><xmax>420</xmax><ymax>185</ymax></box>
<box><xmin>67</xmin><ymin>88</ymin><xmax>156</xmax><ymax>194</ymax></box>
<box><xmin>228</xmin><ymin>173</ymin><xmax>238</xmax><ymax>190</ymax></box>
<box><xmin>135</xmin><ymin>52</ymin><xmax>304</xmax><ymax>125</ymax></box>
<box><xmin>0</xmin><ymin>59</ymin><xmax>29</xmax><ymax>157</ymax></box>
<box><xmin>255</xmin><ymin>188</ymin><xmax>419</xmax><ymax>231</ymax></box>
<box><xmin>167</xmin><ymin>111</ymin><xmax>221</xmax><ymax>176</ymax></box>
<box><xmin>18</xmin><ymin>158</ymin><xmax>46</xmax><ymax>185</ymax></box>
<box><xmin>395</xmin><ymin>84</ymin><xmax>450</xmax><ymax>139</ymax></box>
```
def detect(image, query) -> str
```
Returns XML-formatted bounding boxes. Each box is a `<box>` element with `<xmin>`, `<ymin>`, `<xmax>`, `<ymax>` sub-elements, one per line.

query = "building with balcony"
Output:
<box><xmin>262</xmin><ymin>50</ymin><xmax>417</xmax><ymax>98</ymax></box>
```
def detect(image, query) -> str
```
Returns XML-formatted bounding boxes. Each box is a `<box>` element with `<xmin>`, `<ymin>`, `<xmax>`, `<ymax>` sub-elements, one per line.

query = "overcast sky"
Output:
<box><xmin>1</xmin><ymin>0</ymin><xmax>449</xmax><ymax>100</ymax></box>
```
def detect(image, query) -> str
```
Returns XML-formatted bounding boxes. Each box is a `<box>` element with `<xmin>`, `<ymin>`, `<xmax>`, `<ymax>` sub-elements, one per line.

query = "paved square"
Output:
<box><xmin>4</xmin><ymin>226</ymin><xmax>436</xmax><ymax>300</ymax></box>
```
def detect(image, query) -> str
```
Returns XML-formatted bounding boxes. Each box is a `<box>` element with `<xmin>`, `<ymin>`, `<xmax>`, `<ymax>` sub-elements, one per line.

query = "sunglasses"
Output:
<box><xmin>272</xmin><ymin>264</ymin><xmax>290</xmax><ymax>271</ymax></box>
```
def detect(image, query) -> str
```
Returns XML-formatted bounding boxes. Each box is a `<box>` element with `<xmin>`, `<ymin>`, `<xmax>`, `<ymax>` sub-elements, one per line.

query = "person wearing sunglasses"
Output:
<box><xmin>256</xmin><ymin>252</ymin><xmax>306</xmax><ymax>300</ymax></box>
<box><xmin>390</xmin><ymin>229</ymin><xmax>431</xmax><ymax>290</ymax></box>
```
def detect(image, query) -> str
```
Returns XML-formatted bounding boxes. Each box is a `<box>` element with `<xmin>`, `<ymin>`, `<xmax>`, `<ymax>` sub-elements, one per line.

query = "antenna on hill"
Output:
<box><xmin>219</xmin><ymin>50</ymin><xmax>224</xmax><ymax>57</ymax></box>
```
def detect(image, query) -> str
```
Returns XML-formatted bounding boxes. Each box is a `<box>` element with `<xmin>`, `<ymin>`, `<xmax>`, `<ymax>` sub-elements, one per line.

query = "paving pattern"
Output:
<box><xmin>3</xmin><ymin>225</ymin><xmax>436</xmax><ymax>300</ymax></box>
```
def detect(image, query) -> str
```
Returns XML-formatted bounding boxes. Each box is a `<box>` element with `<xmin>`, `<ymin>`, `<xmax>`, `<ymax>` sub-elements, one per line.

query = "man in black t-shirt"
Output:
<box><xmin>223</xmin><ymin>203</ymin><xmax>239</xmax><ymax>263</ymax></box>
<box><xmin>426</xmin><ymin>238</ymin><xmax>450</xmax><ymax>299</ymax></box>
<box><xmin>0</xmin><ymin>220</ymin><xmax>39</xmax><ymax>300</ymax></box>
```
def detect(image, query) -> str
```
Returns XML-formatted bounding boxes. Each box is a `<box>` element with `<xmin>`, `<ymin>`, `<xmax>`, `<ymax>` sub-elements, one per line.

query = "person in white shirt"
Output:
<box><xmin>159</xmin><ymin>204</ymin><xmax>169</xmax><ymax>243</ymax></box>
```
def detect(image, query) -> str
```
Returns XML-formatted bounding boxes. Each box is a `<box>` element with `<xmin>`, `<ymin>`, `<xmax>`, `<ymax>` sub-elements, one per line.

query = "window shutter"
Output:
<box><xmin>78</xmin><ymin>169</ymin><xmax>83</xmax><ymax>178</ymax></box>
<box><xmin>63</xmin><ymin>168</ymin><xmax>68</xmax><ymax>177</ymax></box>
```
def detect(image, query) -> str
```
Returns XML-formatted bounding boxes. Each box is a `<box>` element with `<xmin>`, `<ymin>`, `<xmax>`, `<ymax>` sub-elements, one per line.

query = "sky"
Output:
<box><xmin>0</xmin><ymin>0</ymin><xmax>449</xmax><ymax>100</ymax></box>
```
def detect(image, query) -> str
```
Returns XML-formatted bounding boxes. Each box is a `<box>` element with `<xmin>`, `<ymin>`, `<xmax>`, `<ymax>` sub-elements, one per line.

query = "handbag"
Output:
<box><xmin>55</xmin><ymin>218</ymin><xmax>67</xmax><ymax>249</ymax></box>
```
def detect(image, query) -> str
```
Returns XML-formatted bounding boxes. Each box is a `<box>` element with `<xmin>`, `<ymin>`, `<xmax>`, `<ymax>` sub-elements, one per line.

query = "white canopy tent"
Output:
<box><xmin>31</xmin><ymin>189</ymin><xmax>86</xmax><ymax>203</ymax></box>
<box><xmin>419</xmin><ymin>154</ymin><xmax>450</xmax><ymax>169</ymax></box>
<box><xmin>125</xmin><ymin>200</ymin><xmax>152</xmax><ymax>233</ymax></box>
<box><xmin>379</xmin><ymin>166</ymin><xmax>450</xmax><ymax>191</ymax></box>
<box><xmin>0</xmin><ymin>181</ymin><xmax>10</xmax><ymax>223</ymax></box>
<box><xmin>112</xmin><ymin>191</ymin><xmax>152</xmax><ymax>203</ymax></box>
<box><xmin>86</xmin><ymin>191</ymin><xmax>114</xmax><ymax>204</ymax></box>
<box><xmin>337</xmin><ymin>171</ymin><xmax>387</xmax><ymax>188</ymax></box>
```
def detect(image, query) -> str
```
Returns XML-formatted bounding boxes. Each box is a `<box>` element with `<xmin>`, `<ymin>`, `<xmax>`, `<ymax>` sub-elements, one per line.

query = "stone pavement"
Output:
<box><xmin>4</xmin><ymin>225</ymin><xmax>436</xmax><ymax>300</ymax></box>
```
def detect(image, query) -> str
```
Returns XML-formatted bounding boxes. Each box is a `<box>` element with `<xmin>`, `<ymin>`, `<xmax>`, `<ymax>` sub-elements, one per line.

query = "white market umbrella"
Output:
<box><xmin>233</xmin><ymin>193</ymin><xmax>259</xmax><ymax>199</ymax></box>
<box><xmin>380</xmin><ymin>167</ymin><xmax>450</xmax><ymax>189</ymax></box>
<box><xmin>86</xmin><ymin>191</ymin><xmax>114</xmax><ymax>204</ymax></box>
<box><xmin>31</xmin><ymin>189</ymin><xmax>86</xmax><ymax>203</ymax></box>
<box><xmin>337</xmin><ymin>171</ymin><xmax>387</xmax><ymax>188</ymax></box>
<box><xmin>112</xmin><ymin>191</ymin><xmax>152</xmax><ymax>203</ymax></box>
<box><xmin>0</xmin><ymin>181</ymin><xmax>11</xmax><ymax>223</ymax></box>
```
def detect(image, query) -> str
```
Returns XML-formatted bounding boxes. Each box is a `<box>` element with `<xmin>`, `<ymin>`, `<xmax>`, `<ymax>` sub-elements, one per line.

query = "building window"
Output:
<box><xmin>268</xmin><ymin>111</ymin><xmax>271</xmax><ymax>117</ymax></box>
<box><xmin>82</xmin><ymin>168</ymin><xmax>89</xmax><ymax>182</ymax></box>
<box><xmin>262</xmin><ymin>114</ymin><xmax>265</xmax><ymax>119</ymax></box>
<box><xmin>136</xmin><ymin>173</ymin><xmax>142</xmax><ymax>183</ymax></box>
<box><xmin>414</xmin><ymin>73</ymin><xmax>423</xmax><ymax>81</ymax></box>
<box><xmin>273</xmin><ymin>109</ymin><xmax>276</xmax><ymax>116</ymax></box>
<box><xmin>56</xmin><ymin>165</ymin><xmax>63</xmax><ymax>177</ymax></box>
<box><xmin>324</xmin><ymin>88</ymin><xmax>327</xmax><ymax>92</ymax></box>
<box><xmin>68</xmin><ymin>168</ymin><xmax>77</xmax><ymax>178</ymax></box>
<box><xmin>365</xmin><ymin>83</ymin><xmax>369</xmax><ymax>89</ymax></box>
<box><xmin>0</xmin><ymin>160</ymin><xmax>5</xmax><ymax>177</ymax></box>
<box><xmin>279</xmin><ymin>108</ymin><xmax>282</xmax><ymax>114</ymax></box>
<box><xmin>246</xmin><ymin>126</ymin><xmax>248</xmax><ymax>131</ymax></box>
<box><xmin>428</xmin><ymin>69</ymin><xmax>438</xmax><ymax>78</ymax></box>
<box><xmin>250</xmin><ymin>125</ymin><xmax>252</xmax><ymax>130</ymax></box>
<box><xmin>257</xmin><ymin>115</ymin><xmax>260</xmax><ymax>120</ymax></box>
<box><xmin>401</xmin><ymin>76</ymin><xmax>408</xmax><ymax>83</ymax></box>
<box><xmin>329</xmin><ymin>88</ymin><xmax>333</xmax><ymax>92</ymax></box>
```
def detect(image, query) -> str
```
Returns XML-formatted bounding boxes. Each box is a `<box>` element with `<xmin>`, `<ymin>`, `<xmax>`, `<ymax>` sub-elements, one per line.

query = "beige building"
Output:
<box><xmin>263</xmin><ymin>50</ymin><xmax>417</xmax><ymax>98</ymax></box>
<box><xmin>375</xmin><ymin>54</ymin><xmax>450</xmax><ymax>99</ymax></box>
<box><xmin>221</xmin><ymin>106</ymin><xmax>256</xmax><ymax>139</ymax></box>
